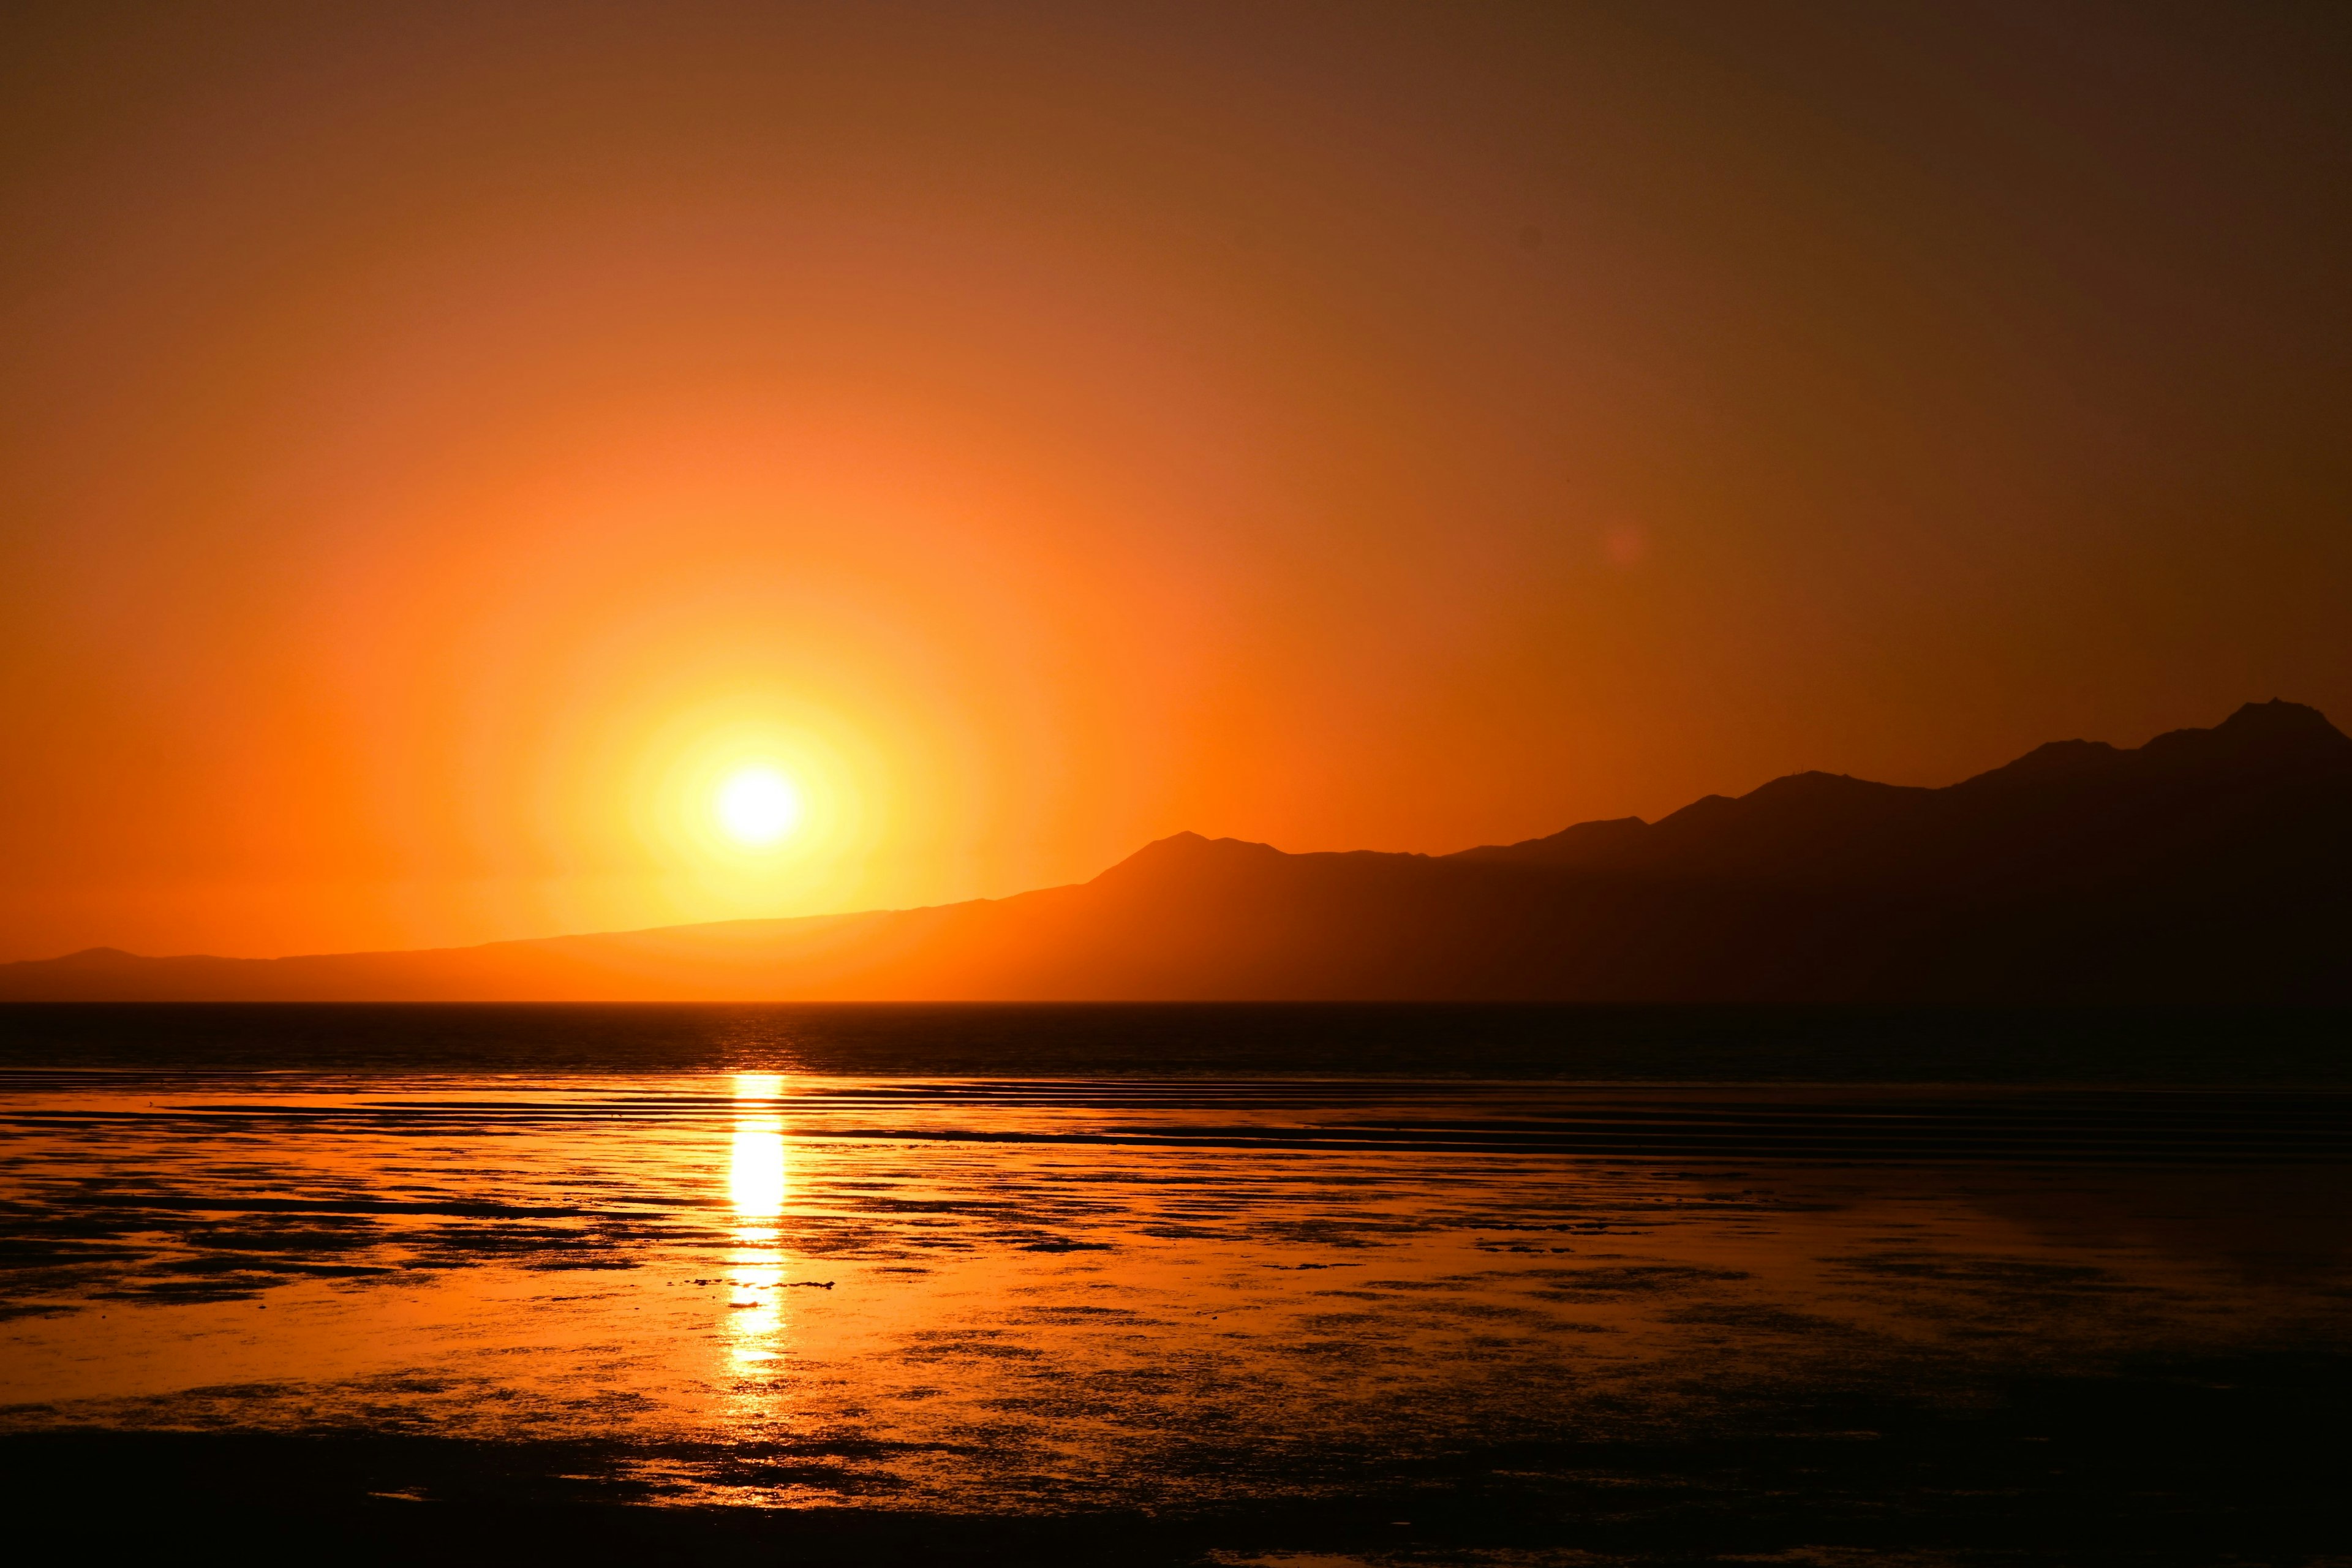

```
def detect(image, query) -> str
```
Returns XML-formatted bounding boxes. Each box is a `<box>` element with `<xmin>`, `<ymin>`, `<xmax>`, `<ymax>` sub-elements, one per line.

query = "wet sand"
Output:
<box><xmin>2</xmin><ymin>1068</ymin><xmax>2349</xmax><ymax>1561</ymax></box>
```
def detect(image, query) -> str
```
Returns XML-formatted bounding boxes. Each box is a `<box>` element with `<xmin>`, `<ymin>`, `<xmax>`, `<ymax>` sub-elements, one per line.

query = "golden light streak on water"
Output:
<box><xmin>726</xmin><ymin>1073</ymin><xmax>791</xmax><ymax>1373</ymax></box>
<box><xmin>729</xmin><ymin>1123</ymin><xmax>786</xmax><ymax>1224</ymax></box>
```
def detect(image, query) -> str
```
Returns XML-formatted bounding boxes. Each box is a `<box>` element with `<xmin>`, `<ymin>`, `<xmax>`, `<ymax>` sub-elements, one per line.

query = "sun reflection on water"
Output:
<box><xmin>729</xmin><ymin>1122</ymin><xmax>786</xmax><ymax>1226</ymax></box>
<box><xmin>725</xmin><ymin>1074</ymin><xmax>791</xmax><ymax>1375</ymax></box>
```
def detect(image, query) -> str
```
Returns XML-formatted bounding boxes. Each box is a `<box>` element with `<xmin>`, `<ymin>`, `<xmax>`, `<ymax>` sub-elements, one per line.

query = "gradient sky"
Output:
<box><xmin>4</xmin><ymin>1</ymin><xmax>2349</xmax><ymax>961</ymax></box>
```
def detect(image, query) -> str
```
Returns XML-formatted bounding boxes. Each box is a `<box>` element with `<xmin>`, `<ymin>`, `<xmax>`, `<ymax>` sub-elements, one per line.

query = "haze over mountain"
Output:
<box><xmin>7</xmin><ymin>701</ymin><xmax>2346</xmax><ymax>1003</ymax></box>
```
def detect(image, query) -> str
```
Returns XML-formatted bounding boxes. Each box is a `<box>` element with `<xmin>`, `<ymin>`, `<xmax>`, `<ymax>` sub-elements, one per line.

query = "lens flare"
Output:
<box><xmin>715</xmin><ymin>767</ymin><xmax>801</xmax><ymax>846</ymax></box>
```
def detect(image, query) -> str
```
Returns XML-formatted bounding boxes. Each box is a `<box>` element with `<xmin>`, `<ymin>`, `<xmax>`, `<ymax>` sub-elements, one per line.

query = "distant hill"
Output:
<box><xmin>5</xmin><ymin>701</ymin><xmax>2347</xmax><ymax>1002</ymax></box>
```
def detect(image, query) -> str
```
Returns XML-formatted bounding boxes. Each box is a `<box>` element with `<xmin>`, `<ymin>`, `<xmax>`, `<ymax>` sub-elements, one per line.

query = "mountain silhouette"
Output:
<box><xmin>5</xmin><ymin>701</ymin><xmax>2346</xmax><ymax>1001</ymax></box>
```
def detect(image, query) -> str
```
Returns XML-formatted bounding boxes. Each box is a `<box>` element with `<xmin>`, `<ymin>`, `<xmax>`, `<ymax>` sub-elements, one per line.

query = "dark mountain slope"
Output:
<box><xmin>4</xmin><ymin>702</ymin><xmax>2346</xmax><ymax>1001</ymax></box>
<box><xmin>1457</xmin><ymin>699</ymin><xmax>2352</xmax><ymax>895</ymax></box>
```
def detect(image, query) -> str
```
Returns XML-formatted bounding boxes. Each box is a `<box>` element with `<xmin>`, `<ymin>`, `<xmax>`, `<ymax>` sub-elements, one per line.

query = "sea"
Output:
<box><xmin>2</xmin><ymin>1003</ymin><xmax>2348</xmax><ymax>1564</ymax></box>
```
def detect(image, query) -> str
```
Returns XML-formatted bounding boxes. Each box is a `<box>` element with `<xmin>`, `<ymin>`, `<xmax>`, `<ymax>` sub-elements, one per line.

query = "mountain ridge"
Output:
<box><xmin>6</xmin><ymin>701</ymin><xmax>2346</xmax><ymax>1002</ymax></box>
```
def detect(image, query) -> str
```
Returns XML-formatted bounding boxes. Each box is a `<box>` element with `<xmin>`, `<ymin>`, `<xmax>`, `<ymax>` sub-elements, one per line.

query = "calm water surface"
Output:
<box><xmin>5</xmin><ymin>1065</ymin><xmax>2351</xmax><ymax>1560</ymax></box>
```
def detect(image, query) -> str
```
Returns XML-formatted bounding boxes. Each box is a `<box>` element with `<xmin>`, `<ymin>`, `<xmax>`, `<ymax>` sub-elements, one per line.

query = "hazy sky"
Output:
<box><xmin>4</xmin><ymin>1</ymin><xmax>2349</xmax><ymax>960</ymax></box>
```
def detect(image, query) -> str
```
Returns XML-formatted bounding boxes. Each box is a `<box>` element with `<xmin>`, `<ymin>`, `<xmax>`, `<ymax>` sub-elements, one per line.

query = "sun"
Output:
<box><xmin>714</xmin><ymin>766</ymin><xmax>801</xmax><ymax>846</ymax></box>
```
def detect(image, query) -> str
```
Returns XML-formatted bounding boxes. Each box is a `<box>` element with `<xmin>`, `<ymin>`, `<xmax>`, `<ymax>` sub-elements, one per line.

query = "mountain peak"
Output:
<box><xmin>1140</xmin><ymin>830</ymin><xmax>1279</xmax><ymax>855</ymax></box>
<box><xmin>2143</xmin><ymin>699</ymin><xmax>2351</xmax><ymax>766</ymax></box>
<box><xmin>1097</xmin><ymin>832</ymin><xmax>1284</xmax><ymax>880</ymax></box>
<box><xmin>2215</xmin><ymin>698</ymin><xmax>2347</xmax><ymax>741</ymax></box>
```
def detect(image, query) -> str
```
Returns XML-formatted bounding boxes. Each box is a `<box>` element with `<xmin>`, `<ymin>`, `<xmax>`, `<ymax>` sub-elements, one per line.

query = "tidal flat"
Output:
<box><xmin>1</xmin><ymin>1008</ymin><xmax>2348</xmax><ymax>1563</ymax></box>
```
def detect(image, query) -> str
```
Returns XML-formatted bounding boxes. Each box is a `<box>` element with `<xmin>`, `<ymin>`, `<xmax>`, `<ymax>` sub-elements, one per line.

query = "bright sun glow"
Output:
<box><xmin>714</xmin><ymin>766</ymin><xmax>801</xmax><ymax>846</ymax></box>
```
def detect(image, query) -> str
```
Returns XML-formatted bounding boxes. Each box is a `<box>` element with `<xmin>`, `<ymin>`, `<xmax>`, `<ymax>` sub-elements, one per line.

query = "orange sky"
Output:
<box><xmin>4</xmin><ymin>1</ymin><xmax>2349</xmax><ymax>961</ymax></box>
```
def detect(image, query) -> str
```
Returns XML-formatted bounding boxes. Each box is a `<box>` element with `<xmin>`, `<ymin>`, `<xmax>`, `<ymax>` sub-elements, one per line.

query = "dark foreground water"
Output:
<box><xmin>2</xmin><ymin>1005</ymin><xmax>2348</xmax><ymax>1564</ymax></box>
